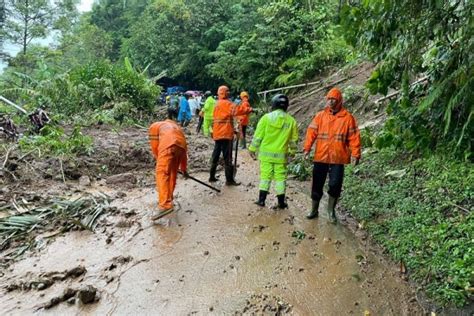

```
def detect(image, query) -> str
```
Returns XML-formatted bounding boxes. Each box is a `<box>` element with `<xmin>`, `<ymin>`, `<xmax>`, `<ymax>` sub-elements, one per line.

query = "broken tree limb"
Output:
<box><xmin>0</xmin><ymin>95</ymin><xmax>27</xmax><ymax>114</ymax></box>
<box><xmin>375</xmin><ymin>76</ymin><xmax>429</xmax><ymax>104</ymax></box>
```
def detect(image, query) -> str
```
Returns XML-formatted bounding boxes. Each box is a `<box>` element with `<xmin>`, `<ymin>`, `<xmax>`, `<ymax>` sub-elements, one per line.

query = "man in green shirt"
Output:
<box><xmin>249</xmin><ymin>94</ymin><xmax>298</xmax><ymax>209</ymax></box>
<box><xmin>200</xmin><ymin>91</ymin><xmax>216</xmax><ymax>137</ymax></box>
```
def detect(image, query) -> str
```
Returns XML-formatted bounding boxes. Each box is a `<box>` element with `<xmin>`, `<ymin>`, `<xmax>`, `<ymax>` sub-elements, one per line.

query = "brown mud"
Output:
<box><xmin>0</xmin><ymin>119</ymin><xmax>424</xmax><ymax>315</ymax></box>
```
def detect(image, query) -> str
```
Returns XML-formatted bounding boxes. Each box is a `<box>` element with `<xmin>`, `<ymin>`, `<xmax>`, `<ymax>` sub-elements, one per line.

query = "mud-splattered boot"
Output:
<box><xmin>277</xmin><ymin>195</ymin><xmax>288</xmax><ymax>209</ymax></box>
<box><xmin>327</xmin><ymin>195</ymin><xmax>337</xmax><ymax>224</ymax></box>
<box><xmin>225</xmin><ymin>165</ymin><xmax>240</xmax><ymax>186</ymax></box>
<box><xmin>241</xmin><ymin>138</ymin><xmax>247</xmax><ymax>149</ymax></box>
<box><xmin>209</xmin><ymin>163</ymin><xmax>218</xmax><ymax>182</ymax></box>
<box><xmin>306</xmin><ymin>199</ymin><xmax>320</xmax><ymax>219</ymax></box>
<box><xmin>254</xmin><ymin>190</ymin><xmax>268</xmax><ymax>207</ymax></box>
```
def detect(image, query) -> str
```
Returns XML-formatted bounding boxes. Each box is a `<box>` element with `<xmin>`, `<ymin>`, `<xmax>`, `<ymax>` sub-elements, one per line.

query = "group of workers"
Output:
<box><xmin>149</xmin><ymin>85</ymin><xmax>361</xmax><ymax>223</ymax></box>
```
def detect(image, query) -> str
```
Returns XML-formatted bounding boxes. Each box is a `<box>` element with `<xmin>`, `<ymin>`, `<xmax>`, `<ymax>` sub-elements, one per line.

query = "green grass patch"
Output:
<box><xmin>341</xmin><ymin>148</ymin><xmax>473</xmax><ymax>307</ymax></box>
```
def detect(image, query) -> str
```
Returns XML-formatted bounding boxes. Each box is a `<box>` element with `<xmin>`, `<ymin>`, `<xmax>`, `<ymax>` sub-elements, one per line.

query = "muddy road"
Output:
<box><xmin>0</xmin><ymin>125</ymin><xmax>423</xmax><ymax>315</ymax></box>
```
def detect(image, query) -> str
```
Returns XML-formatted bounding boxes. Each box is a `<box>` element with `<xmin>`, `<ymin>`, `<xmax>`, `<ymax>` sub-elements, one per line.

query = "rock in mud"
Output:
<box><xmin>79</xmin><ymin>175</ymin><xmax>91</xmax><ymax>186</ymax></box>
<box><xmin>78</xmin><ymin>285</ymin><xmax>97</xmax><ymax>304</ymax></box>
<box><xmin>65</xmin><ymin>265</ymin><xmax>87</xmax><ymax>278</ymax></box>
<box><xmin>106</xmin><ymin>173</ymin><xmax>137</xmax><ymax>185</ymax></box>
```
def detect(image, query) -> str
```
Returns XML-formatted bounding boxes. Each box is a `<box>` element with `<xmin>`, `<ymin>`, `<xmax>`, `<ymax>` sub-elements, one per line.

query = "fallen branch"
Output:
<box><xmin>447</xmin><ymin>201</ymin><xmax>471</xmax><ymax>214</ymax></box>
<box><xmin>375</xmin><ymin>76</ymin><xmax>429</xmax><ymax>104</ymax></box>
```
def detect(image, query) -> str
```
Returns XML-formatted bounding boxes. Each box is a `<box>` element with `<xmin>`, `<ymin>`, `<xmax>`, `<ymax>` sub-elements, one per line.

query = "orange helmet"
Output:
<box><xmin>217</xmin><ymin>85</ymin><xmax>230</xmax><ymax>99</ymax></box>
<box><xmin>240</xmin><ymin>91</ymin><xmax>249</xmax><ymax>99</ymax></box>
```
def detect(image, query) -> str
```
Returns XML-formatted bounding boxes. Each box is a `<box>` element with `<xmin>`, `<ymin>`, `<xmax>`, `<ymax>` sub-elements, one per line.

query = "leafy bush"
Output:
<box><xmin>341</xmin><ymin>1</ymin><xmax>473</xmax><ymax>159</ymax></box>
<box><xmin>341</xmin><ymin>148</ymin><xmax>473</xmax><ymax>306</ymax></box>
<box><xmin>19</xmin><ymin>125</ymin><xmax>93</xmax><ymax>156</ymax></box>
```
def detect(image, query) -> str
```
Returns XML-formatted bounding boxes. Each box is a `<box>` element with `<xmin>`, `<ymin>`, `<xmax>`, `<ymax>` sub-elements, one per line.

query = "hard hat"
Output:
<box><xmin>240</xmin><ymin>91</ymin><xmax>249</xmax><ymax>99</ymax></box>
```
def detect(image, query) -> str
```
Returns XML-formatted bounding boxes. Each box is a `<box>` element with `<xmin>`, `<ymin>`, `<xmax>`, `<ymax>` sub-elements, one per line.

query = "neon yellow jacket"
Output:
<box><xmin>203</xmin><ymin>96</ymin><xmax>216</xmax><ymax>120</ymax></box>
<box><xmin>249</xmin><ymin>109</ymin><xmax>298</xmax><ymax>163</ymax></box>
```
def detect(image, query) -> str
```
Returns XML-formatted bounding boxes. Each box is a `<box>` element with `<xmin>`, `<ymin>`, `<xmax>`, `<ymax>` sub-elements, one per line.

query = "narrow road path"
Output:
<box><xmin>1</xmin><ymin>149</ymin><xmax>422</xmax><ymax>315</ymax></box>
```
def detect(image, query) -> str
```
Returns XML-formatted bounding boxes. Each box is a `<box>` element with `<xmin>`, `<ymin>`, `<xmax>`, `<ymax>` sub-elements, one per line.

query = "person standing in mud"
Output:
<box><xmin>209</xmin><ymin>85</ymin><xmax>252</xmax><ymax>185</ymax></box>
<box><xmin>177</xmin><ymin>93</ymin><xmax>192</xmax><ymax>127</ymax></box>
<box><xmin>149</xmin><ymin>114</ymin><xmax>189</xmax><ymax>220</ymax></box>
<box><xmin>249</xmin><ymin>94</ymin><xmax>298</xmax><ymax>209</ymax></box>
<box><xmin>237</xmin><ymin>91</ymin><xmax>252</xmax><ymax>149</ymax></box>
<box><xmin>200</xmin><ymin>91</ymin><xmax>215</xmax><ymax>137</ymax></box>
<box><xmin>303</xmin><ymin>87</ymin><xmax>361</xmax><ymax>223</ymax></box>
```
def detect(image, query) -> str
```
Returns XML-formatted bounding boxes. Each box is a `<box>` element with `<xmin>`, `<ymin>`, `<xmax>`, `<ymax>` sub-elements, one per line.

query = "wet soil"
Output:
<box><xmin>0</xmin><ymin>122</ymin><xmax>423</xmax><ymax>315</ymax></box>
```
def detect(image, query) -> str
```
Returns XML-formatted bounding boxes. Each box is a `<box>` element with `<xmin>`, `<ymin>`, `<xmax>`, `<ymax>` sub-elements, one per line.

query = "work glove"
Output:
<box><xmin>303</xmin><ymin>151</ymin><xmax>311</xmax><ymax>161</ymax></box>
<box><xmin>351</xmin><ymin>157</ymin><xmax>360</xmax><ymax>166</ymax></box>
<box><xmin>182</xmin><ymin>171</ymin><xmax>189</xmax><ymax>179</ymax></box>
<box><xmin>249</xmin><ymin>151</ymin><xmax>257</xmax><ymax>160</ymax></box>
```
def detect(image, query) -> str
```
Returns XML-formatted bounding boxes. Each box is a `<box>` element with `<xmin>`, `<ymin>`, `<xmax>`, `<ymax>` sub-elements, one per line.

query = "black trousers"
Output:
<box><xmin>311</xmin><ymin>162</ymin><xmax>344</xmax><ymax>201</ymax></box>
<box><xmin>211</xmin><ymin>139</ymin><xmax>233</xmax><ymax>167</ymax></box>
<box><xmin>241</xmin><ymin>125</ymin><xmax>247</xmax><ymax>139</ymax></box>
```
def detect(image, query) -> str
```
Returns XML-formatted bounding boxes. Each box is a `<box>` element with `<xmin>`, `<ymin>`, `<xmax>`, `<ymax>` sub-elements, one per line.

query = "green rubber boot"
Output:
<box><xmin>306</xmin><ymin>199</ymin><xmax>320</xmax><ymax>219</ymax></box>
<box><xmin>327</xmin><ymin>195</ymin><xmax>337</xmax><ymax>224</ymax></box>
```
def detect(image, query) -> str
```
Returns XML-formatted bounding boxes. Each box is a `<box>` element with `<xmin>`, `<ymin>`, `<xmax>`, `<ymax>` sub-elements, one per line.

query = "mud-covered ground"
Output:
<box><xmin>0</xmin><ymin>119</ymin><xmax>425</xmax><ymax>315</ymax></box>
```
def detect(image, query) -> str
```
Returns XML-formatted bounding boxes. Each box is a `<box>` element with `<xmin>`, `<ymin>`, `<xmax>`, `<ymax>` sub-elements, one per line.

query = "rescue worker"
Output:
<box><xmin>237</xmin><ymin>91</ymin><xmax>252</xmax><ymax>149</ymax></box>
<box><xmin>149</xmin><ymin>114</ymin><xmax>189</xmax><ymax>220</ymax></box>
<box><xmin>249</xmin><ymin>94</ymin><xmax>298</xmax><ymax>209</ymax></box>
<box><xmin>168</xmin><ymin>93</ymin><xmax>179</xmax><ymax>120</ymax></box>
<box><xmin>210</xmin><ymin>85</ymin><xmax>252</xmax><ymax>185</ymax></box>
<box><xmin>200</xmin><ymin>91</ymin><xmax>215</xmax><ymax>137</ymax></box>
<box><xmin>177</xmin><ymin>93</ymin><xmax>192</xmax><ymax>127</ymax></box>
<box><xmin>303</xmin><ymin>87</ymin><xmax>361</xmax><ymax>223</ymax></box>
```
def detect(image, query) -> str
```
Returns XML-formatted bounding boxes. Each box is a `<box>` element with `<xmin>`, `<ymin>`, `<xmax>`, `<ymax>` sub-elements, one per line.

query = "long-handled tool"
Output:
<box><xmin>178</xmin><ymin>171</ymin><xmax>221</xmax><ymax>192</ymax></box>
<box><xmin>233</xmin><ymin>128</ymin><xmax>241</xmax><ymax>177</ymax></box>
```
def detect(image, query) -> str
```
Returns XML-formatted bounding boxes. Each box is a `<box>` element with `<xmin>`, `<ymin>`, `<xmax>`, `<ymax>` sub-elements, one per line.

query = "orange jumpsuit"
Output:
<box><xmin>149</xmin><ymin>119</ymin><xmax>188</xmax><ymax>211</ymax></box>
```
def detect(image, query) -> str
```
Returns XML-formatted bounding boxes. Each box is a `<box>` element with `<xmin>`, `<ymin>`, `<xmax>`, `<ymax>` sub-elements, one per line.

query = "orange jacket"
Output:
<box><xmin>212</xmin><ymin>99</ymin><xmax>252</xmax><ymax>140</ymax></box>
<box><xmin>149</xmin><ymin>119</ymin><xmax>188</xmax><ymax>170</ymax></box>
<box><xmin>303</xmin><ymin>106</ymin><xmax>361</xmax><ymax>164</ymax></box>
<box><xmin>237</xmin><ymin>98</ymin><xmax>251</xmax><ymax>126</ymax></box>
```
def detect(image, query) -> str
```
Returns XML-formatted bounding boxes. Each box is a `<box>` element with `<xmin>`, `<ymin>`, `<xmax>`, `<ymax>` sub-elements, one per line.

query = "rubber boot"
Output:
<box><xmin>327</xmin><ymin>195</ymin><xmax>337</xmax><ymax>224</ymax></box>
<box><xmin>306</xmin><ymin>199</ymin><xmax>320</xmax><ymax>219</ymax></box>
<box><xmin>277</xmin><ymin>195</ymin><xmax>288</xmax><ymax>209</ymax></box>
<box><xmin>254</xmin><ymin>190</ymin><xmax>267</xmax><ymax>207</ymax></box>
<box><xmin>225</xmin><ymin>165</ymin><xmax>240</xmax><ymax>186</ymax></box>
<box><xmin>241</xmin><ymin>138</ymin><xmax>247</xmax><ymax>149</ymax></box>
<box><xmin>209</xmin><ymin>163</ymin><xmax>218</xmax><ymax>182</ymax></box>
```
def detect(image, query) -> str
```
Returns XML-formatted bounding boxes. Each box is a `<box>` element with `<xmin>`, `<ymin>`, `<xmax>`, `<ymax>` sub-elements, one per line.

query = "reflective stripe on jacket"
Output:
<box><xmin>212</xmin><ymin>99</ymin><xmax>252</xmax><ymax>140</ymax></box>
<box><xmin>303</xmin><ymin>106</ymin><xmax>361</xmax><ymax>164</ymax></box>
<box><xmin>249</xmin><ymin>109</ymin><xmax>298</xmax><ymax>163</ymax></box>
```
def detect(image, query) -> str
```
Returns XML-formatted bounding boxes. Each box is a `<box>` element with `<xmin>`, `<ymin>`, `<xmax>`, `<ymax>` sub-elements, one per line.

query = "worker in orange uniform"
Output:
<box><xmin>209</xmin><ymin>85</ymin><xmax>253</xmax><ymax>185</ymax></box>
<box><xmin>149</xmin><ymin>114</ymin><xmax>189</xmax><ymax>220</ymax></box>
<box><xmin>303</xmin><ymin>88</ymin><xmax>361</xmax><ymax>223</ymax></box>
<box><xmin>237</xmin><ymin>91</ymin><xmax>252</xmax><ymax>149</ymax></box>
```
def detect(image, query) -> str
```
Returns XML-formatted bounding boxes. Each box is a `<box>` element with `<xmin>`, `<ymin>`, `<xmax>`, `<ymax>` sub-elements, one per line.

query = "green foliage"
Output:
<box><xmin>19</xmin><ymin>125</ymin><xmax>93</xmax><ymax>156</ymax></box>
<box><xmin>1</xmin><ymin>59</ymin><xmax>159</xmax><ymax>120</ymax></box>
<box><xmin>341</xmin><ymin>148</ymin><xmax>473</xmax><ymax>306</ymax></box>
<box><xmin>123</xmin><ymin>0</ymin><xmax>349</xmax><ymax>92</ymax></box>
<box><xmin>341</xmin><ymin>0</ymin><xmax>473</xmax><ymax>158</ymax></box>
<box><xmin>288</xmin><ymin>155</ymin><xmax>312</xmax><ymax>181</ymax></box>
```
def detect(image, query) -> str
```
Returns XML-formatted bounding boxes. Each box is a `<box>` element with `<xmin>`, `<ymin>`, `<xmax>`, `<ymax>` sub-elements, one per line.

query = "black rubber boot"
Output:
<box><xmin>209</xmin><ymin>163</ymin><xmax>218</xmax><ymax>182</ymax></box>
<box><xmin>327</xmin><ymin>195</ymin><xmax>337</xmax><ymax>224</ymax></box>
<box><xmin>241</xmin><ymin>138</ymin><xmax>247</xmax><ymax>149</ymax></box>
<box><xmin>306</xmin><ymin>199</ymin><xmax>320</xmax><ymax>219</ymax></box>
<box><xmin>225</xmin><ymin>165</ymin><xmax>240</xmax><ymax>186</ymax></box>
<box><xmin>277</xmin><ymin>195</ymin><xmax>288</xmax><ymax>209</ymax></box>
<box><xmin>254</xmin><ymin>190</ymin><xmax>268</xmax><ymax>207</ymax></box>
